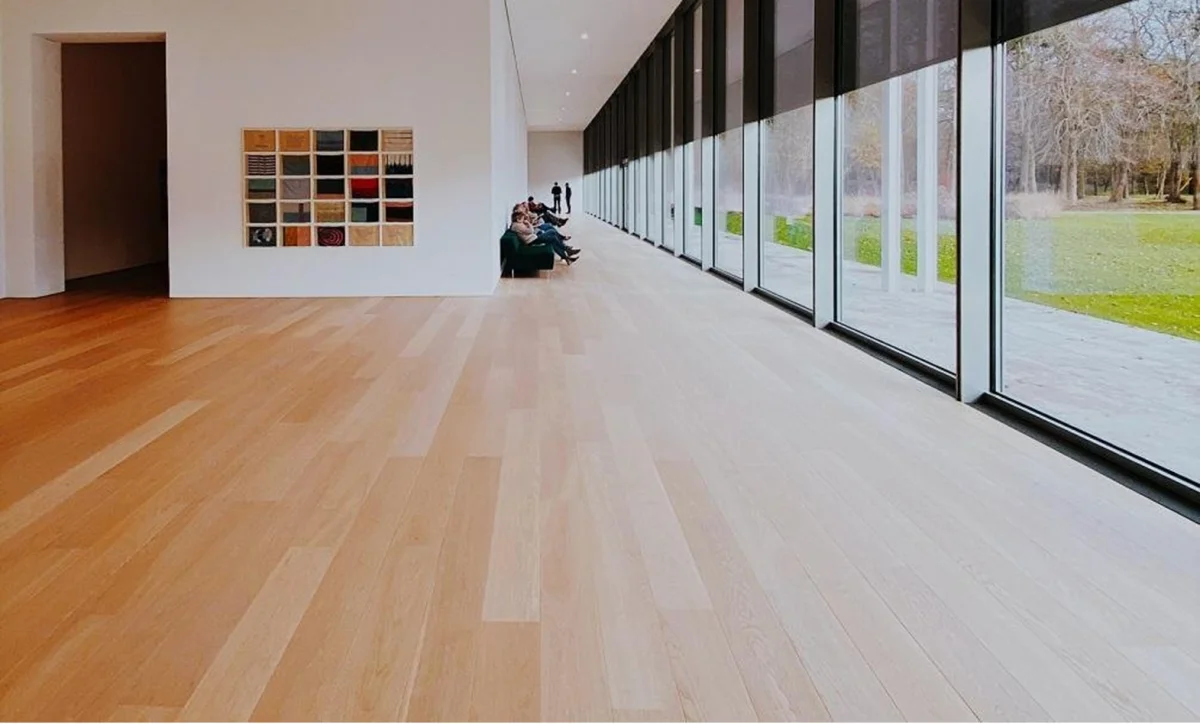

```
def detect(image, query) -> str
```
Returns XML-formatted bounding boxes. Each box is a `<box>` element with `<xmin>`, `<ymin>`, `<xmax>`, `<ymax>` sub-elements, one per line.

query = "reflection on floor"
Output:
<box><xmin>753</xmin><ymin>239</ymin><xmax>1200</xmax><ymax>481</ymax></box>
<box><xmin>1</xmin><ymin>217</ymin><xmax>1198</xmax><ymax>721</ymax></box>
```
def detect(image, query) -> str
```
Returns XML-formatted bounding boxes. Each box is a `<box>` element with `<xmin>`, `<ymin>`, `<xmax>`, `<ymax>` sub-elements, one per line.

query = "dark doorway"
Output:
<box><xmin>61</xmin><ymin>42</ymin><xmax>168</xmax><ymax>295</ymax></box>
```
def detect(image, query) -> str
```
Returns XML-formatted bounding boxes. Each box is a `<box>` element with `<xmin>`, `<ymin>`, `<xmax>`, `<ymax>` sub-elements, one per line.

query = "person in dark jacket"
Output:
<box><xmin>551</xmin><ymin>182</ymin><xmax>563</xmax><ymax>213</ymax></box>
<box><xmin>565</xmin><ymin>182</ymin><xmax>573</xmax><ymax>214</ymax></box>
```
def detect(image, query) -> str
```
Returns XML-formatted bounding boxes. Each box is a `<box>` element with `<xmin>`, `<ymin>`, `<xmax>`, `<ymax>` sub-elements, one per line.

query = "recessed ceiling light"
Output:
<box><xmin>571</xmin><ymin>69</ymin><xmax>578</xmax><ymax>74</ymax></box>
<box><xmin>695</xmin><ymin>68</ymin><xmax>702</xmax><ymax>73</ymax></box>
<box><xmin>566</xmin><ymin>92</ymin><xmax>571</xmax><ymax>97</ymax></box>
<box><xmin>580</xmin><ymin>33</ymin><xmax>589</xmax><ymax>40</ymax></box>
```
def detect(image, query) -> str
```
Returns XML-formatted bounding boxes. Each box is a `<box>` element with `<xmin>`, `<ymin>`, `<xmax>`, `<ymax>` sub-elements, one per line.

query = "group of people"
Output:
<box><xmin>510</xmin><ymin>184</ymin><xmax>581</xmax><ymax>265</ymax></box>
<box><xmin>551</xmin><ymin>182</ymin><xmax>572</xmax><ymax>214</ymax></box>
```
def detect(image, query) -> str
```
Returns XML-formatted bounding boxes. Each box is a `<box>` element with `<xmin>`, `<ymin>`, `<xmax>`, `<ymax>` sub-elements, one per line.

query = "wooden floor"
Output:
<box><xmin>2</xmin><ymin>217</ymin><xmax>1200</xmax><ymax>722</ymax></box>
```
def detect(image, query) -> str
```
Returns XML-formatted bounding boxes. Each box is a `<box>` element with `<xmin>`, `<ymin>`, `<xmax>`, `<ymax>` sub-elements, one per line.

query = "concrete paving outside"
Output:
<box><xmin>711</xmin><ymin>235</ymin><xmax>1200</xmax><ymax>483</ymax></box>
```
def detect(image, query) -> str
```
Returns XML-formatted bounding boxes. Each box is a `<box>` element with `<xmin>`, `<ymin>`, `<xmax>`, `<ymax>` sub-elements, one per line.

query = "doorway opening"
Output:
<box><xmin>59</xmin><ymin>38</ymin><xmax>168</xmax><ymax>296</ymax></box>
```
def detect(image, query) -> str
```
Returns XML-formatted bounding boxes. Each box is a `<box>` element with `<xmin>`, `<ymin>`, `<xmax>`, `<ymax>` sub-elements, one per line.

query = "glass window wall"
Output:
<box><xmin>760</xmin><ymin>0</ymin><xmax>816</xmax><ymax>307</ymax></box>
<box><xmin>580</xmin><ymin>0</ymin><xmax>1198</xmax><ymax>498</ymax></box>
<box><xmin>998</xmin><ymin>0</ymin><xmax>1200</xmax><ymax>482</ymax></box>
<box><xmin>715</xmin><ymin>0</ymin><xmax>745</xmax><ymax>278</ymax></box>
<box><xmin>838</xmin><ymin>0</ymin><xmax>959</xmax><ymax>371</ymax></box>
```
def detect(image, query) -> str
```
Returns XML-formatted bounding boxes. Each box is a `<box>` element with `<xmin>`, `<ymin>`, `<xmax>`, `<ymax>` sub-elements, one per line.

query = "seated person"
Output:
<box><xmin>515</xmin><ymin>202</ymin><xmax>575</xmax><ymax>244</ymax></box>
<box><xmin>527</xmin><ymin>197</ymin><xmax>568</xmax><ymax>227</ymax></box>
<box><xmin>510</xmin><ymin>210</ymin><xmax>580</xmax><ymax>264</ymax></box>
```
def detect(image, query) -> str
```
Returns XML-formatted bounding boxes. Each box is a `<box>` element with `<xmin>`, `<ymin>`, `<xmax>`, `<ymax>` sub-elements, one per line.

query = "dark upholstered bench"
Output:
<box><xmin>500</xmin><ymin>230</ymin><xmax>555</xmax><ymax>276</ymax></box>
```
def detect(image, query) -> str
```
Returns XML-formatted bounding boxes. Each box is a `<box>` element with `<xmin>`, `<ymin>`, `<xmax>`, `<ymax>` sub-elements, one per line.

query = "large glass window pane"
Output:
<box><xmin>760</xmin><ymin>0</ymin><xmax>816</xmax><ymax>307</ymax></box>
<box><xmin>685</xmin><ymin>6</ymin><xmax>704</xmax><ymax>260</ymax></box>
<box><xmin>999</xmin><ymin>0</ymin><xmax>1200</xmax><ymax>482</ymax></box>
<box><xmin>665</xmin><ymin>148</ymin><xmax>677</xmax><ymax>249</ymax></box>
<box><xmin>649</xmin><ymin>153</ymin><xmax>661</xmax><ymax>242</ymax></box>
<box><xmin>839</xmin><ymin>0</ymin><xmax>959</xmax><ymax>371</ymax></box>
<box><xmin>715</xmin><ymin>0</ymin><xmax>745</xmax><ymax>277</ymax></box>
<box><xmin>686</xmin><ymin>142</ymin><xmax>703</xmax><ymax>258</ymax></box>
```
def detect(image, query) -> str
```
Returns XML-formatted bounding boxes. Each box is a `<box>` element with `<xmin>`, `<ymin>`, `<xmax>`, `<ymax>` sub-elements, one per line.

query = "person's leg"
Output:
<box><xmin>537</xmin><ymin>232</ymin><xmax>572</xmax><ymax>261</ymax></box>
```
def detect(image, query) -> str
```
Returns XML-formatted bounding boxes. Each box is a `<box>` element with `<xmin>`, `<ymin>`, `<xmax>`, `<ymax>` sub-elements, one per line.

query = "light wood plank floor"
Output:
<box><xmin>2</xmin><ymin>217</ymin><xmax>1200</xmax><ymax>722</ymax></box>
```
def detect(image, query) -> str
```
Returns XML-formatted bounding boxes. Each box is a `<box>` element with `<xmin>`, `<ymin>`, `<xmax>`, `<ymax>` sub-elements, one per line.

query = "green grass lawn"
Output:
<box><xmin>762</xmin><ymin>211</ymin><xmax>1200</xmax><ymax>341</ymax></box>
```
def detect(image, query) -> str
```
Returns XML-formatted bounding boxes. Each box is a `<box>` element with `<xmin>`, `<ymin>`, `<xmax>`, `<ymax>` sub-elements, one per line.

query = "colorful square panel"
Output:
<box><xmin>281</xmin><ymin>179</ymin><xmax>311</xmax><ymax>200</ymax></box>
<box><xmin>247</xmin><ymin>178</ymin><xmax>276</xmax><ymax>200</ymax></box>
<box><xmin>281</xmin><ymin>155</ymin><xmax>311</xmax><ymax>176</ymax></box>
<box><xmin>384</xmin><ymin>201</ymin><xmax>414</xmax><ymax>223</ymax></box>
<box><xmin>315</xmin><ymin>178</ymin><xmax>345</xmax><ymax>199</ymax></box>
<box><xmin>279</xmin><ymin>130</ymin><xmax>311</xmax><ymax>153</ymax></box>
<box><xmin>281</xmin><ymin>202</ymin><xmax>311</xmax><ymax>224</ymax></box>
<box><xmin>247</xmin><ymin>202</ymin><xmax>276</xmax><ymax>224</ymax></box>
<box><xmin>316</xmin><ymin>226</ymin><xmax>347</xmax><ymax>247</ymax></box>
<box><xmin>384</xmin><ymin>154</ymin><xmax>413</xmax><ymax>175</ymax></box>
<box><xmin>351</xmin><ymin>178</ymin><xmax>379</xmax><ymax>200</ymax></box>
<box><xmin>315</xmin><ymin>201</ymin><xmax>346</xmax><ymax>223</ymax></box>
<box><xmin>243</xmin><ymin>129</ymin><xmax>275</xmax><ymax>153</ymax></box>
<box><xmin>315</xmin><ymin>130</ymin><xmax>344</xmax><ymax>152</ymax></box>
<box><xmin>351</xmin><ymin>202</ymin><xmax>380</xmax><ymax>223</ymax></box>
<box><xmin>284</xmin><ymin>226</ymin><xmax>312</xmax><ymax>247</ymax></box>
<box><xmin>246</xmin><ymin>154</ymin><xmax>276</xmax><ymax>176</ymax></box>
<box><xmin>349</xmin><ymin>154</ymin><xmax>379</xmax><ymax>176</ymax></box>
<box><xmin>248</xmin><ymin>226</ymin><xmax>278</xmax><ymax>247</ymax></box>
<box><xmin>382</xmin><ymin>224</ymin><xmax>414</xmax><ymax>247</ymax></box>
<box><xmin>350</xmin><ymin>226</ymin><xmax>380</xmax><ymax>247</ymax></box>
<box><xmin>315</xmin><ymin>154</ymin><xmax>345</xmax><ymax>176</ymax></box>
<box><xmin>349</xmin><ymin>130</ymin><xmax>379</xmax><ymax>152</ymax></box>
<box><xmin>385</xmin><ymin>178</ymin><xmax>413</xmax><ymax>199</ymax></box>
<box><xmin>382</xmin><ymin>129</ymin><xmax>414</xmax><ymax>153</ymax></box>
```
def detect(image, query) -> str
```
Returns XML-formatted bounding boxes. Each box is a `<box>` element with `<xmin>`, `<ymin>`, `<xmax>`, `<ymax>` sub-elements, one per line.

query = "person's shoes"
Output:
<box><xmin>569</xmin><ymin>251</ymin><xmax>581</xmax><ymax>261</ymax></box>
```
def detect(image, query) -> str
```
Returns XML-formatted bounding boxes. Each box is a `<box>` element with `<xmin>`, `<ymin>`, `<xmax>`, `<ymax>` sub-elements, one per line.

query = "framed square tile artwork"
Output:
<box><xmin>243</xmin><ymin>128</ymin><xmax>414</xmax><ymax>248</ymax></box>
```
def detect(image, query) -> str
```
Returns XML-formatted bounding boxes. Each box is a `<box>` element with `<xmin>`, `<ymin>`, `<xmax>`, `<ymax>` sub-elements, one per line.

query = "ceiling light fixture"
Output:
<box><xmin>580</xmin><ymin>33</ymin><xmax>589</xmax><ymax>40</ymax></box>
<box><xmin>571</xmin><ymin>69</ymin><xmax>578</xmax><ymax>74</ymax></box>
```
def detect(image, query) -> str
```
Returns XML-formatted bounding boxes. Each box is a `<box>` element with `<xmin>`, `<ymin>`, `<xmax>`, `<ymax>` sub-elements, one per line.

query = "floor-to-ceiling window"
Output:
<box><xmin>997</xmin><ymin>0</ymin><xmax>1200</xmax><ymax>483</ymax></box>
<box><xmin>684</xmin><ymin>4</ymin><xmax>705</xmax><ymax>260</ymax></box>
<box><xmin>760</xmin><ymin>0</ymin><xmax>816</xmax><ymax>307</ymax></box>
<box><xmin>648</xmin><ymin>151</ymin><xmax>659</xmax><ymax>242</ymax></box>
<box><xmin>664</xmin><ymin>33</ymin><xmax>678</xmax><ymax>250</ymax></box>
<box><xmin>838</xmin><ymin>0</ymin><xmax>958</xmax><ymax>371</ymax></box>
<box><xmin>714</xmin><ymin>0</ymin><xmax>745</xmax><ymax>277</ymax></box>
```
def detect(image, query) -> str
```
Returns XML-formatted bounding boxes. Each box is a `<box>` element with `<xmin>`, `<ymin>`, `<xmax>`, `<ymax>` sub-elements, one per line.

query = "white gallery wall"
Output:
<box><xmin>527</xmin><ymin>131</ymin><xmax>582</xmax><ymax>207</ymax></box>
<box><xmin>490</xmin><ymin>0</ymin><xmax>528</xmax><ymax>270</ymax></box>
<box><xmin>2</xmin><ymin>0</ymin><xmax>526</xmax><ymax>298</ymax></box>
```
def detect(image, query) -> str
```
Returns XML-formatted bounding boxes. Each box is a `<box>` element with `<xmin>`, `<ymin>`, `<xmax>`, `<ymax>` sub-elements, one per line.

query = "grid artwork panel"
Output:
<box><xmin>243</xmin><ymin>128</ymin><xmax>415</xmax><ymax>249</ymax></box>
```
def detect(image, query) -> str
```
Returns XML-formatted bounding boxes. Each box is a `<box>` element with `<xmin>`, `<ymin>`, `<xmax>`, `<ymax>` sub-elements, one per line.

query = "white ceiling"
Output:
<box><xmin>507</xmin><ymin>0</ymin><xmax>680</xmax><ymax>131</ymax></box>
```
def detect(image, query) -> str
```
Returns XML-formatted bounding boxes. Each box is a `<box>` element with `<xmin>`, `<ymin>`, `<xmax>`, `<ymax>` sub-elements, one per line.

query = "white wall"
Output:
<box><xmin>2</xmin><ymin>0</ymin><xmax>514</xmax><ymax>298</ymax></box>
<box><xmin>490</xmin><ymin>0</ymin><xmax>528</xmax><ymax>268</ymax></box>
<box><xmin>528</xmin><ymin>131</ymin><xmax>582</xmax><ymax>209</ymax></box>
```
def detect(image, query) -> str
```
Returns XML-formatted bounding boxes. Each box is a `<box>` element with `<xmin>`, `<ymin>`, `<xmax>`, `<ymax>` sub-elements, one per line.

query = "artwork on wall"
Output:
<box><xmin>243</xmin><ymin>128</ymin><xmax>415</xmax><ymax>248</ymax></box>
<box><xmin>284</xmin><ymin>226</ymin><xmax>312</xmax><ymax>247</ymax></box>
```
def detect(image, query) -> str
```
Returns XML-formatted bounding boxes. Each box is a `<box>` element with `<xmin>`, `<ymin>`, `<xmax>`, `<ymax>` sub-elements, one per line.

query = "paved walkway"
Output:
<box><xmin>711</xmin><ymin>236</ymin><xmax>1200</xmax><ymax>482</ymax></box>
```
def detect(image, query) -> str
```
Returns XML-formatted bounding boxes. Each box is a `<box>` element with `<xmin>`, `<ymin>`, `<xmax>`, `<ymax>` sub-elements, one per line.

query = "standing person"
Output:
<box><xmin>551</xmin><ymin>182</ymin><xmax>563</xmax><ymax>214</ymax></box>
<box><xmin>565</xmin><ymin>182</ymin><xmax>573</xmax><ymax>214</ymax></box>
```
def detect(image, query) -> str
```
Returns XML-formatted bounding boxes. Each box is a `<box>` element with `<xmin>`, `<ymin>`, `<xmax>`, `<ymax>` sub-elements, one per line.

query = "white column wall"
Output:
<box><xmin>701</xmin><ymin>135</ymin><xmax>714</xmax><ymax>270</ymax></box>
<box><xmin>742</xmin><ymin>120</ymin><xmax>760</xmax><ymax>291</ymax></box>
<box><xmin>916</xmin><ymin>65</ymin><xmax>939</xmax><ymax>293</ymax></box>
<box><xmin>881</xmin><ymin>75</ymin><xmax>903</xmax><ymax>293</ymax></box>
<box><xmin>527</xmin><ymin>131</ymin><xmax>581</xmax><ymax>206</ymax></box>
